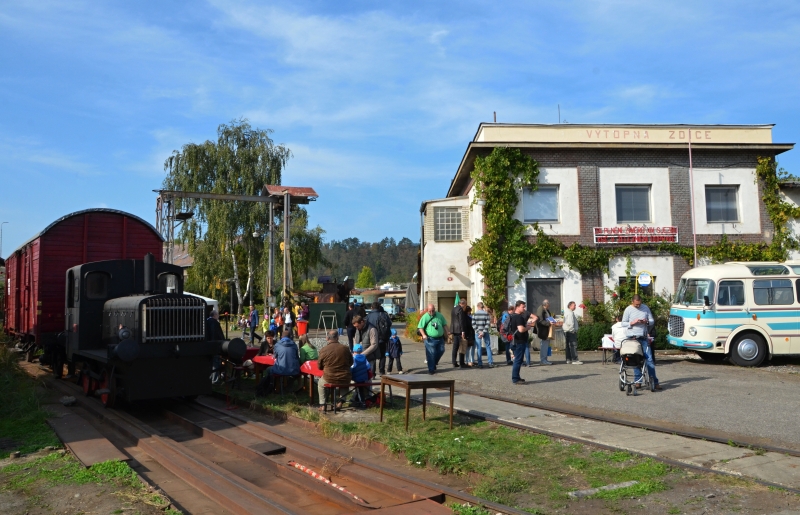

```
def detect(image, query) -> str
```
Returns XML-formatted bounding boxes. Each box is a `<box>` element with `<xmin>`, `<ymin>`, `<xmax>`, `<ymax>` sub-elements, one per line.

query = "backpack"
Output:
<box><xmin>376</xmin><ymin>312</ymin><xmax>392</xmax><ymax>342</ymax></box>
<box><xmin>500</xmin><ymin>314</ymin><xmax>515</xmax><ymax>342</ymax></box>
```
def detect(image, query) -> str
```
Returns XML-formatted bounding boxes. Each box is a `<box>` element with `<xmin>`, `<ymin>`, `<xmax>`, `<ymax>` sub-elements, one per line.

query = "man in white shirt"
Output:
<box><xmin>562</xmin><ymin>301</ymin><xmax>582</xmax><ymax>364</ymax></box>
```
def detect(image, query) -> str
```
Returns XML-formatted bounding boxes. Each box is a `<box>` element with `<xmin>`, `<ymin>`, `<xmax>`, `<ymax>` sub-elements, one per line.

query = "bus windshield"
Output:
<box><xmin>675</xmin><ymin>278</ymin><xmax>715</xmax><ymax>306</ymax></box>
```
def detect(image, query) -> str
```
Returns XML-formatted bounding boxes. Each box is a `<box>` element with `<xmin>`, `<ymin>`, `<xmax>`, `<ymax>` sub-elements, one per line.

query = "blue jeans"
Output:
<box><xmin>633</xmin><ymin>337</ymin><xmax>658</xmax><ymax>385</ymax></box>
<box><xmin>511</xmin><ymin>342</ymin><xmax>527</xmax><ymax>383</ymax></box>
<box><xmin>466</xmin><ymin>341</ymin><xmax>477</xmax><ymax>364</ymax></box>
<box><xmin>425</xmin><ymin>337</ymin><xmax>445</xmax><ymax>373</ymax></box>
<box><xmin>476</xmin><ymin>332</ymin><xmax>493</xmax><ymax>366</ymax></box>
<box><xmin>539</xmin><ymin>339</ymin><xmax>550</xmax><ymax>363</ymax></box>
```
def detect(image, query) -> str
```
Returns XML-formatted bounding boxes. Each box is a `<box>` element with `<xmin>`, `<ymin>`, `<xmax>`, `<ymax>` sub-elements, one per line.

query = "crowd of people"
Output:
<box><xmin>204</xmin><ymin>293</ymin><xmax>661</xmax><ymax>408</ymax></box>
<box><xmin>416</xmin><ymin>295</ymin><xmax>661</xmax><ymax>389</ymax></box>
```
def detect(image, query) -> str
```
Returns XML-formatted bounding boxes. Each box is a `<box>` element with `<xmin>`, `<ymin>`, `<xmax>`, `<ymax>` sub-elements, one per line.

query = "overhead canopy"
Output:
<box><xmin>262</xmin><ymin>185</ymin><xmax>318</xmax><ymax>205</ymax></box>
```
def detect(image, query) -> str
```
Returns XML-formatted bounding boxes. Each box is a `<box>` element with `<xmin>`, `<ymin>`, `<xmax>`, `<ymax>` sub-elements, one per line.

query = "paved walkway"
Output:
<box><xmin>393</xmin><ymin>387</ymin><xmax>800</xmax><ymax>491</ymax></box>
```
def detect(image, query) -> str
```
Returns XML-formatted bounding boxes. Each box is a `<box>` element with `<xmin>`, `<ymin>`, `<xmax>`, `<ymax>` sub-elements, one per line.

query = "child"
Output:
<box><xmin>386</xmin><ymin>329</ymin><xmax>403</xmax><ymax>374</ymax></box>
<box><xmin>350</xmin><ymin>344</ymin><xmax>371</xmax><ymax>406</ymax></box>
<box><xmin>298</xmin><ymin>334</ymin><xmax>319</xmax><ymax>363</ymax></box>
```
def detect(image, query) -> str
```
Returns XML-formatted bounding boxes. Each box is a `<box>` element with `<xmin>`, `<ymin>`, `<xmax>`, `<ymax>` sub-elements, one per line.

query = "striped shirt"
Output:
<box><xmin>472</xmin><ymin>309</ymin><xmax>492</xmax><ymax>336</ymax></box>
<box><xmin>621</xmin><ymin>304</ymin><xmax>654</xmax><ymax>338</ymax></box>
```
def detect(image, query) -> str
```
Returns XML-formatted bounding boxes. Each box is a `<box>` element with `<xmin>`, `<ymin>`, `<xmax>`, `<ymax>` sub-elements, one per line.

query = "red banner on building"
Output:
<box><xmin>594</xmin><ymin>226</ymin><xmax>678</xmax><ymax>244</ymax></box>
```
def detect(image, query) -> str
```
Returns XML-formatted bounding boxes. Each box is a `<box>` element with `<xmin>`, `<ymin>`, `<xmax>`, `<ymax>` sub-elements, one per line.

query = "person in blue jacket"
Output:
<box><xmin>386</xmin><ymin>329</ymin><xmax>403</xmax><ymax>374</ymax></box>
<box><xmin>256</xmin><ymin>329</ymin><xmax>300</xmax><ymax>396</ymax></box>
<box><xmin>350</xmin><ymin>344</ymin><xmax>371</xmax><ymax>405</ymax></box>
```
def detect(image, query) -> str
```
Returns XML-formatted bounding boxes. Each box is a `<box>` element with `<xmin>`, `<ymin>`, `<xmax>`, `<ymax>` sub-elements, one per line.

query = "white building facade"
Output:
<box><xmin>421</xmin><ymin>123</ymin><xmax>794</xmax><ymax>318</ymax></box>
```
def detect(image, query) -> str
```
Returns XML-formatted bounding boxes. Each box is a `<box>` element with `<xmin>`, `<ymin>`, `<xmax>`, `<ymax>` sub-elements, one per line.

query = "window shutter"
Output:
<box><xmin>461</xmin><ymin>206</ymin><xmax>470</xmax><ymax>240</ymax></box>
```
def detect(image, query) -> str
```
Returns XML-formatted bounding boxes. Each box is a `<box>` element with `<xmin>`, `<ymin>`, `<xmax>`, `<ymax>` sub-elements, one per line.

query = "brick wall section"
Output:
<box><xmin>673</xmin><ymin>255</ymin><xmax>692</xmax><ymax>291</ymax></box>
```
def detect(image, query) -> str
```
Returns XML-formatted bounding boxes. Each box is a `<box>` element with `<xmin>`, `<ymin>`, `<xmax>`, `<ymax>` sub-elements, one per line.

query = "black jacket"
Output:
<box><xmin>450</xmin><ymin>305</ymin><xmax>468</xmax><ymax>334</ymax></box>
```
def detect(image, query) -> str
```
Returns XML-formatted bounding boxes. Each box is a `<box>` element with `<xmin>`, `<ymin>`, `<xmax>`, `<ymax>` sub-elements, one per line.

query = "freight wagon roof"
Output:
<box><xmin>11</xmin><ymin>208</ymin><xmax>163</xmax><ymax>254</ymax></box>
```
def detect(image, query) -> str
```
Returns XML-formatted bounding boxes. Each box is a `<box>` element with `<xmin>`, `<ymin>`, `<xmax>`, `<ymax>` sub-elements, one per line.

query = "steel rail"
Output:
<box><xmin>200</xmin><ymin>395</ymin><xmax>534</xmax><ymax>515</ymax></box>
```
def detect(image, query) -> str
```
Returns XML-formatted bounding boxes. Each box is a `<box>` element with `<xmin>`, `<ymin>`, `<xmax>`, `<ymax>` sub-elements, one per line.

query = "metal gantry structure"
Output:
<box><xmin>155</xmin><ymin>186</ymin><xmax>318</xmax><ymax>305</ymax></box>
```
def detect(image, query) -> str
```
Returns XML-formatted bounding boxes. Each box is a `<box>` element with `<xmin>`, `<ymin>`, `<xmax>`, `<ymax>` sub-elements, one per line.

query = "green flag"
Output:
<box><xmin>454</xmin><ymin>292</ymin><xmax>460</xmax><ymax>306</ymax></box>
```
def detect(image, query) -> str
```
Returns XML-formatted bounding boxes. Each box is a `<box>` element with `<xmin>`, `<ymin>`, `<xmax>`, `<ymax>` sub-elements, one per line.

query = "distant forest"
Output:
<box><xmin>311</xmin><ymin>237</ymin><xmax>418</xmax><ymax>285</ymax></box>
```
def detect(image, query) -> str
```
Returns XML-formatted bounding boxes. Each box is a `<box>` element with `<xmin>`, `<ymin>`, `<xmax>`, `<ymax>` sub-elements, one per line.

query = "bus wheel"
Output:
<box><xmin>729</xmin><ymin>333</ymin><xmax>766</xmax><ymax>367</ymax></box>
<box><xmin>696</xmin><ymin>351</ymin><xmax>726</xmax><ymax>363</ymax></box>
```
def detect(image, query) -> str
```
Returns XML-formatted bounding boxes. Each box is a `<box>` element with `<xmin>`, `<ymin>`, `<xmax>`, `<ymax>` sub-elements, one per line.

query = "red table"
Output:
<box><xmin>252</xmin><ymin>355</ymin><xmax>275</xmax><ymax>382</ymax></box>
<box><xmin>300</xmin><ymin>360</ymin><xmax>323</xmax><ymax>400</ymax></box>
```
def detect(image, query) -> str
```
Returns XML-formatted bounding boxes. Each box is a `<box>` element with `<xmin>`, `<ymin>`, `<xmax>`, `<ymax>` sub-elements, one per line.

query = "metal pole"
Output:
<box><xmin>687</xmin><ymin>130</ymin><xmax>698</xmax><ymax>267</ymax></box>
<box><xmin>283</xmin><ymin>192</ymin><xmax>290</xmax><ymax>303</ymax></box>
<box><xmin>0</xmin><ymin>222</ymin><xmax>7</xmax><ymax>259</ymax></box>
<box><xmin>268</xmin><ymin>201</ymin><xmax>274</xmax><ymax>304</ymax></box>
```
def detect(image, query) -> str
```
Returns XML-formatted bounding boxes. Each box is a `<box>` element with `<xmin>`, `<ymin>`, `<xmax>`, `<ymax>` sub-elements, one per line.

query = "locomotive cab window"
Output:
<box><xmin>158</xmin><ymin>272</ymin><xmax>182</xmax><ymax>294</ymax></box>
<box><xmin>84</xmin><ymin>272</ymin><xmax>110</xmax><ymax>300</ymax></box>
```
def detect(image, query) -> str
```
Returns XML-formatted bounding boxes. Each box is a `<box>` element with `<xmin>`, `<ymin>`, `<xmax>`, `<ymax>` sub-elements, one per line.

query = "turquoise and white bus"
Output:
<box><xmin>668</xmin><ymin>261</ymin><xmax>800</xmax><ymax>366</ymax></box>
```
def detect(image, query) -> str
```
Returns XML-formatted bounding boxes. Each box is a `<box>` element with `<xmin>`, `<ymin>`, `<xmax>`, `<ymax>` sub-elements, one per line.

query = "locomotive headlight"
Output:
<box><xmin>688</xmin><ymin>327</ymin><xmax>697</xmax><ymax>337</ymax></box>
<box><xmin>118</xmin><ymin>326</ymin><xmax>132</xmax><ymax>340</ymax></box>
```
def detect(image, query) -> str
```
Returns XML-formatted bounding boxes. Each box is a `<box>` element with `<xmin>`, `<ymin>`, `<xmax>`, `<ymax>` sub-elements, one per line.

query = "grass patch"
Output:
<box><xmin>218</xmin><ymin>380</ymin><xmax>673</xmax><ymax>510</ymax></box>
<box><xmin>0</xmin><ymin>338</ymin><xmax>61</xmax><ymax>458</ymax></box>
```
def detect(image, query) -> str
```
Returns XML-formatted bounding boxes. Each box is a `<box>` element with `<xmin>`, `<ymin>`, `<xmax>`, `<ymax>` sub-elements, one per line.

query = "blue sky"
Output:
<box><xmin>1</xmin><ymin>1</ymin><xmax>799</xmax><ymax>256</ymax></box>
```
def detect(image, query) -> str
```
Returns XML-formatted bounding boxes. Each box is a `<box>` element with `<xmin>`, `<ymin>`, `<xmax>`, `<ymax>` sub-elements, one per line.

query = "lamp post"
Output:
<box><xmin>0</xmin><ymin>222</ymin><xmax>7</xmax><ymax>259</ymax></box>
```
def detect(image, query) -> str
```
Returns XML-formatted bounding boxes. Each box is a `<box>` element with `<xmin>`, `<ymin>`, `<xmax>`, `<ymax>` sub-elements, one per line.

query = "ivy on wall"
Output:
<box><xmin>470</xmin><ymin>150</ymin><xmax>799</xmax><ymax>312</ymax></box>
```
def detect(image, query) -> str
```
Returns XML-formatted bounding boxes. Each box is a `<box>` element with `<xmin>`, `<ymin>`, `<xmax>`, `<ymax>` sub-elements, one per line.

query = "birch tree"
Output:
<box><xmin>163</xmin><ymin>119</ymin><xmax>290</xmax><ymax>313</ymax></box>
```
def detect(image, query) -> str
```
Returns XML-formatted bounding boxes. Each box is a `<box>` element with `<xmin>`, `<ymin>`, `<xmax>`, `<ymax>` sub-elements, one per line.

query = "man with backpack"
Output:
<box><xmin>417</xmin><ymin>303</ymin><xmax>449</xmax><ymax>374</ymax></box>
<box><xmin>510</xmin><ymin>300</ymin><xmax>537</xmax><ymax>384</ymax></box>
<box><xmin>366</xmin><ymin>301</ymin><xmax>393</xmax><ymax>376</ymax></box>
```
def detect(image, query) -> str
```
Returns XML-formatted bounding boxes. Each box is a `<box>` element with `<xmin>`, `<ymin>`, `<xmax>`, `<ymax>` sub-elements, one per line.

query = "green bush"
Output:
<box><xmin>405</xmin><ymin>310</ymin><xmax>422</xmax><ymax>342</ymax></box>
<box><xmin>577</xmin><ymin>323</ymin><xmax>612</xmax><ymax>351</ymax></box>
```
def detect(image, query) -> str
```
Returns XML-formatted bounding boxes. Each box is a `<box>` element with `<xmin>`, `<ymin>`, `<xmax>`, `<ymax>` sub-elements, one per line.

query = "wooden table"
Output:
<box><xmin>379</xmin><ymin>374</ymin><xmax>455</xmax><ymax>431</ymax></box>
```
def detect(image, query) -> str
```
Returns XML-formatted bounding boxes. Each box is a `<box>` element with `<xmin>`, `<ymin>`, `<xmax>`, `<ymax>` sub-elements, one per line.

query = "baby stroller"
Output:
<box><xmin>618</xmin><ymin>339</ymin><xmax>654</xmax><ymax>395</ymax></box>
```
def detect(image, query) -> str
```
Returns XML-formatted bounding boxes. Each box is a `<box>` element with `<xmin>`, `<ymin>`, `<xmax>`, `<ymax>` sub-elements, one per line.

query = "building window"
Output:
<box><xmin>522</xmin><ymin>186</ymin><xmax>559</xmax><ymax>222</ymax></box>
<box><xmin>616</xmin><ymin>185</ymin><xmax>651</xmax><ymax>223</ymax></box>
<box><xmin>705</xmin><ymin>186</ymin><xmax>739</xmax><ymax>223</ymax></box>
<box><xmin>84</xmin><ymin>272</ymin><xmax>110</xmax><ymax>300</ymax></box>
<box><xmin>525</xmin><ymin>279</ymin><xmax>562</xmax><ymax>316</ymax></box>
<box><xmin>434</xmin><ymin>207</ymin><xmax>462</xmax><ymax>241</ymax></box>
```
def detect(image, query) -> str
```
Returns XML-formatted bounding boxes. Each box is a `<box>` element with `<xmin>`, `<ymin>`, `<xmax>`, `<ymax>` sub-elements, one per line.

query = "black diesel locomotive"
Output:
<box><xmin>65</xmin><ymin>253</ymin><xmax>244</xmax><ymax>407</ymax></box>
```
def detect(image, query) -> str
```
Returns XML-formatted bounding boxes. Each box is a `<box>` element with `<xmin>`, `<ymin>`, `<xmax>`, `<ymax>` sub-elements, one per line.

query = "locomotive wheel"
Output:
<box><xmin>99</xmin><ymin>370</ymin><xmax>116</xmax><ymax>408</ymax></box>
<box><xmin>729</xmin><ymin>333</ymin><xmax>767</xmax><ymax>367</ymax></box>
<box><xmin>82</xmin><ymin>373</ymin><xmax>96</xmax><ymax>396</ymax></box>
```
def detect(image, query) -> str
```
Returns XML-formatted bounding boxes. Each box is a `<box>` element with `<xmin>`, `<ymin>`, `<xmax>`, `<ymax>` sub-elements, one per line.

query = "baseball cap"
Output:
<box><xmin>390</xmin><ymin>329</ymin><xmax>397</xmax><ymax>336</ymax></box>
<box><xmin>353</xmin><ymin>344</ymin><xmax>363</xmax><ymax>353</ymax></box>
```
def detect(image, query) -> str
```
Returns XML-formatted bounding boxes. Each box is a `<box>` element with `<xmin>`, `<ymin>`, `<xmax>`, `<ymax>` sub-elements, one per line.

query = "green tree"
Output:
<box><xmin>355</xmin><ymin>266</ymin><xmax>376</xmax><ymax>288</ymax></box>
<box><xmin>164</xmin><ymin>119</ymin><xmax>326</xmax><ymax>313</ymax></box>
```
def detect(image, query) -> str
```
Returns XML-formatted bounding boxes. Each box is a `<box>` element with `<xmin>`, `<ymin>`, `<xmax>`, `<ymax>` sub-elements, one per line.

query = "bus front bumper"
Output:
<box><xmin>667</xmin><ymin>336</ymin><xmax>714</xmax><ymax>350</ymax></box>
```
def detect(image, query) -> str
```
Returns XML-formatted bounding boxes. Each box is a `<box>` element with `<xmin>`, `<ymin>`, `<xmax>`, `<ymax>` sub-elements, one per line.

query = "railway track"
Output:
<box><xmin>36</xmin><ymin>368</ymin><xmax>528</xmax><ymax>515</ymax></box>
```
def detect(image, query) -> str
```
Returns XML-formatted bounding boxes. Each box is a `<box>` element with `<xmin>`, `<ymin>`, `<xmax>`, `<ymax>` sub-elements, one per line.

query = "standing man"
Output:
<box><xmin>563</xmin><ymin>301</ymin><xmax>582</xmax><ymax>365</ymax></box>
<box><xmin>472</xmin><ymin>302</ymin><xmax>494</xmax><ymax>368</ymax></box>
<box><xmin>450</xmin><ymin>298</ymin><xmax>468</xmax><ymax>368</ymax></box>
<box><xmin>249</xmin><ymin>304</ymin><xmax>262</xmax><ymax>344</ymax></box>
<box><xmin>417</xmin><ymin>304</ymin><xmax>449</xmax><ymax>375</ymax></box>
<box><xmin>343</xmin><ymin>303</ymin><xmax>358</xmax><ymax>350</ymax></box>
<box><xmin>352</xmin><ymin>315</ymin><xmax>379</xmax><ymax>374</ymax></box>
<box><xmin>366</xmin><ymin>301</ymin><xmax>392</xmax><ymax>375</ymax></box>
<box><xmin>535</xmin><ymin>300</ymin><xmax>554</xmax><ymax>365</ymax></box>
<box><xmin>510</xmin><ymin>301</ymin><xmax>537</xmax><ymax>384</ymax></box>
<box><xmin>622</xmin><ymin>295</ymin><xmax>661</xmax><ymax>390</ymax></box>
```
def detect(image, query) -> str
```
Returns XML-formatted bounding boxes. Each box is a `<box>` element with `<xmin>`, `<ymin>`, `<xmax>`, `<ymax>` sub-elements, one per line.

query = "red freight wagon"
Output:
<box><xmin>4</xmin><ymin>209</ymin><xmax>163</xmax><ymax>356</ymax></box>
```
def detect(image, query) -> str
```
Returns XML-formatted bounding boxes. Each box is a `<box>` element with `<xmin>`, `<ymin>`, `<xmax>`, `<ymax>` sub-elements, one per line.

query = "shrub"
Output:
<box><xmin>405</xmin><ymin>310</ymin><xmax>422</xmax><ymax>342</ymax></box>
<box><xmin>577</xmin><ymin>323</ymin><xmax>612</xmax><ymax>351</ymax></box>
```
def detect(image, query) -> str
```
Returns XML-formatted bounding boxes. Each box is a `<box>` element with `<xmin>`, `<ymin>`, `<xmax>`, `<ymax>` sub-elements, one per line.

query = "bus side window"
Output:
<box><xmin>717</xmin><ymin>281</ymin><xmax>744</xmax><ymax>306</ymax></box>
<box><xmin>753</xmin><ymin>279</ymin><xmax>793</xmax><ymax>306</ymax></box>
